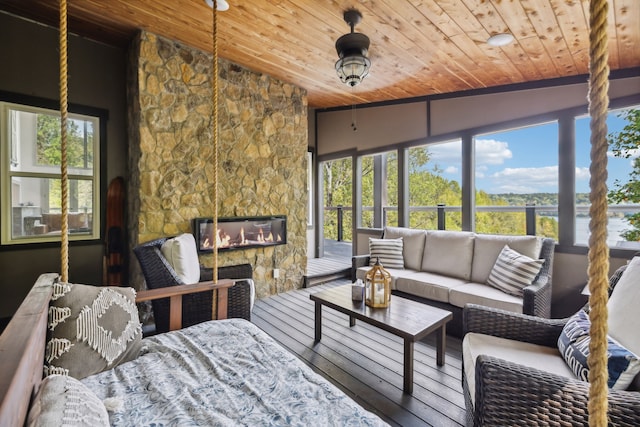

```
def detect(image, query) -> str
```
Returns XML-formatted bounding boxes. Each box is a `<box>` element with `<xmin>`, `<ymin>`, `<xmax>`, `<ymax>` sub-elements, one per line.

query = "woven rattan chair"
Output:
<box><xmin>134</xmin><ymin>237</ymin><xmax>253</xmax><ymax>334</ymax></box>
<box><xmin>462</xmin><ymin>264</ymin><xmax>640</xmax><ymax>426</ymax></box>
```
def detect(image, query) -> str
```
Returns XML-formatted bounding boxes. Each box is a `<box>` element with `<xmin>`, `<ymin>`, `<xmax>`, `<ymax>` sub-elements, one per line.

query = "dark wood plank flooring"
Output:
<box><xmin>304</xmin><ymin>257</ymin><xmax>351</xmax><ymax>287</ymax></box>
<box><xmin>252</xmin><ymin>279</ymin><xmax>466</xmax><ymax>427</ymax></box>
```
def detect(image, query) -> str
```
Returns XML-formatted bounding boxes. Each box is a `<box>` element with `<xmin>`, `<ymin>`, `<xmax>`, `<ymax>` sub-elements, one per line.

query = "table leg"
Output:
<box><xmin>349</xmin><ymin>315</ymin><xmax>356</xmax><ymax>327</ymax></box>
<box><xmin>403</xmin><ymin>339</ymin><xmax>414</xmax><ymax>394</ymax></box>
<box><xmin>436</xmin><ymin>324</ymin><xmax>446</xmax><ymax>366</ymax></box>
<box><xmin>314</xmin><ymin>302</ymin><xmax>322</xmax><ymax>342</ymax></box>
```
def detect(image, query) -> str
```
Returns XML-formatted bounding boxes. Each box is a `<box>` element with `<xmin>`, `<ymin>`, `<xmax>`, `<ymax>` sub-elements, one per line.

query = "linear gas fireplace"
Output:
<box><xmin>193</xmin><ymin>215</ymin><xmax>286</xmax><ymax>253</ymax></box>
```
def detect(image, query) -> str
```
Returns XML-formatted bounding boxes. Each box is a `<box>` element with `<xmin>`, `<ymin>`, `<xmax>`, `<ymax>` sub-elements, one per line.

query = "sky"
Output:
<box><xmin>426</xmin><ymin>106</ymin><xmax>637</xmax><ymax>195</ymax></box>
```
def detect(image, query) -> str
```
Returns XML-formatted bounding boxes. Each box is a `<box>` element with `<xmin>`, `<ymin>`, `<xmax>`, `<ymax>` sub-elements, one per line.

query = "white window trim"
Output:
<box><xmin>1</xmin><ymin>101</ymin><xmax>101</xmax><ymax>245</ymax></box>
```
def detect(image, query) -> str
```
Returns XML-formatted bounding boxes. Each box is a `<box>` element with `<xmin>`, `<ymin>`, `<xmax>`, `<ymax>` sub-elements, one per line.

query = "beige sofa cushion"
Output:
<box><xmin>383</xmin><ymin>226</ymin><xmax>427</xmax><ymax>271</ymax></box>
<box><xmin>395</xmin><ymin>271</ymin><xmax>467</xmax><ymax>303</ymax></box>
<box><xmin>356</xmin><ymin>266</ymin><xmax>413</xmax><ymax>290</ymax></box>
<box><xmin>421</xmin><ymin>230</ymin><xmax>475</xmax><ymax>280</ymax></box>
<box><xmin>463</xmin><ymin>333</ymin><xmax>574</xmax><ymax>405</ymax></box>
<box><xmin>449</xmin><ymin>282</ymin><xmax>523</xmax><ymax>313</ymax></box>
<box><xmin>471</xmin><ymin>234</ymin><xmax>541</xmax><ymax>283</ymax></box>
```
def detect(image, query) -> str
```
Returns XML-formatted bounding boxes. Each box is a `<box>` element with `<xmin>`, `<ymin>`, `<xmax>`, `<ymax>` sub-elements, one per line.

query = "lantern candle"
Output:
<box><xmin>364</xmin><ymin>257</ymin><xmax>391</xmax><ymax>308</ymax></box>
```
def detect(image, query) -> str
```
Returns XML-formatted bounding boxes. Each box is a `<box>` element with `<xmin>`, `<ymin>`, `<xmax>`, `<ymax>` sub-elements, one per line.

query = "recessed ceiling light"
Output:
<box><xmin>205</xmin><ymin>0</ymin><xmax>230</xmax><ymax>11</ymax></box>
<box><xmin>487</xmin><ymin>33</ymin><xmax>514</xmax><ymax>47</ymax></box>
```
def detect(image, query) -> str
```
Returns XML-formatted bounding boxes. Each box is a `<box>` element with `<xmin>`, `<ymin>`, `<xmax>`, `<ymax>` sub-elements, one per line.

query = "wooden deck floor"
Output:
<box><xmin>304</xmin><ymin>256</ymin><xmax>351</xmax><ymax>287</ymax></box>
<box><xmin>252</xmin><ymin>279</ymin><xmax>466</xmax><ymax>427</ymax></box>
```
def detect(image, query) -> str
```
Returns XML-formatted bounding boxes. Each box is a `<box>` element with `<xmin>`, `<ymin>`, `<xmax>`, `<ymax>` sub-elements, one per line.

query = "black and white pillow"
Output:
<box><xmin>558</xmin><ymin>309</ymin><xmax>640</xmax><ymax>389</ymax></box>
<box><xmin>486</xmin><ymin>245</ymin><xmax>544</xmax><ymax>297</ymax></box>
<box><xmin>46</xmin><ymin>282</ymin><xmax>142</xmax><ymax>379</ymax></box>
<box><xmin>369</xmin><ymin>237</ymin><xmax>404</xmax><ymax>269</ymax></box>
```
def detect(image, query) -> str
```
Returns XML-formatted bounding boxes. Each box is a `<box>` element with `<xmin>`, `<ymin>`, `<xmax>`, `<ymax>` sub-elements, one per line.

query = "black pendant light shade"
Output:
<box><xmin>335</xmin><ymin>9</ymin><xmax>371</xmax><ymax>87</ymax></box>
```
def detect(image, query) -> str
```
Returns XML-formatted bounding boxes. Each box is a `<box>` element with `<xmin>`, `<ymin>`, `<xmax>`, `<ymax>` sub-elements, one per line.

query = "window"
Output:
<box><xmin>322</xmin><ymin>156</ymin><xmax>352</xmax><ymax>243</ymax></box>
<box><xmin>474</xmin><ymin>122</ymin><xmax>559</xmax><ymax>238</ymax></box>
<box><xmin>360</xmin><ymin>150</ymin><xmax>397</xmax><ymax>228</ymax></box>
<box><xmin>575</xmin><ymin>105</ymin><xmax>640</xmax><ymax>249</ymax></box>
<box><xmin>1</xmin><ymin>101</ymin><xmax>100</xmax><ymax>244</ymax></box>
<box><xmin>409</xmin><ymin>140</ymin><xmax>462</xmax><ymax>230</ymax></box>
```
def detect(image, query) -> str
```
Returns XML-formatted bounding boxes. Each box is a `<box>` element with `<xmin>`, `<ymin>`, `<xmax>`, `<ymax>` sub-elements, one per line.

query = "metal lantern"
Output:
<box><xmin>364</xmin><ymin>258</ymin><xmax>391</xmax><ymax>308</ymax></box>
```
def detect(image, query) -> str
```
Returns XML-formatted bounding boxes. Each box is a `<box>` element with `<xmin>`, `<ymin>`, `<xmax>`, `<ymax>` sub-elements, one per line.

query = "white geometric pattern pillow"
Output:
<box><xmin>27</xmin><ymin>374</ymin><xmax>109</xmax><ymax>427</ymax></box>
<box><xmin>369</xmin><ymin>237</ymin><xmax>404</xmax><ymax>269</ymax></box>
<box><xmin>486</xmin><ymin>245</ymin><xmax>544</xmax><ymax>297</ymax></box>
<box><xmin>45</xmin><ymin>282</ymin><xmax>142</xmax><ymax>379</ymax></box>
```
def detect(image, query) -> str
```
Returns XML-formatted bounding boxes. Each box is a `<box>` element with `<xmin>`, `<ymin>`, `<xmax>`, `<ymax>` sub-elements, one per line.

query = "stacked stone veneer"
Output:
<box><xmin>127</xmin><ymin>31</ymin><xmax>308</xmax><ymax>298</ymax></box>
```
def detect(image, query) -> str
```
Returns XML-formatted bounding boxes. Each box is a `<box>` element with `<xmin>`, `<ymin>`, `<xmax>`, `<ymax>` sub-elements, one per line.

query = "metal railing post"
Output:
<box><xmin>337</xmin><ymin>205</ymin><xmax>343</xmax><ymax>242</ymax></box>
<box><xmin>525</xmin><ymin>204</ymin><xmax>536</xmax><ymax>236</ymax></box>
<box><xmin>437</xmin><ymin>204</ymin><xmax>446</xmax><ymax>230</ymax></box>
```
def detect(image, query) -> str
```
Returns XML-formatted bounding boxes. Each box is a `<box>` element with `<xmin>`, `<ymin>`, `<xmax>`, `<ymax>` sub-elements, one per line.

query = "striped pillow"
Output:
<box><xmin>486</xmin><ymin>245</ymin><xmax>544</xmax><ymax>297</ymax></box>
<box><xmin>369</xmin><ymin>237</ymin><xmax>404</xmax><ymax>269</ymax></box>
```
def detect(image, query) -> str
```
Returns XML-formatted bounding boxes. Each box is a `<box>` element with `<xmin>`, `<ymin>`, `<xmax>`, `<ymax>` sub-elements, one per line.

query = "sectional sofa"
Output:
<box><xmin>352</xmin><ymin>227</ymin><xmax>555</xmax><ymax>336</ymax></box>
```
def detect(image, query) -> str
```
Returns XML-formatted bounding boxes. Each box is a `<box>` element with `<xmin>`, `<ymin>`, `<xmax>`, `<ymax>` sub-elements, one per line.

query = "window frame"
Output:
<box><xmin>0</xmin><ymin>91</ymin><xmax>107</xmax><ymax>246</ymax></box>
<box><xmin>346</xmin><ymin>94</ymin><xmax>640</xmax><ymax>258</ymax></box>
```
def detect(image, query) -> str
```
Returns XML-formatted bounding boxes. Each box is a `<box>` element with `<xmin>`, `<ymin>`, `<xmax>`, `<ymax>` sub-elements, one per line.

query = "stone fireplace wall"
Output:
<box><xmin>127</xmin><ymin>31</ymin><xmax>308</xmax><ymax>298</ymax></box>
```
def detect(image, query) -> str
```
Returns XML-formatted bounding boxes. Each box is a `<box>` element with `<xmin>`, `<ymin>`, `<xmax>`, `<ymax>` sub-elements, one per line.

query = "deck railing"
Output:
<box><xmin>324</xmin><ymin>204</ymin><xmax>640</xmax><ymax>245</ymax></box>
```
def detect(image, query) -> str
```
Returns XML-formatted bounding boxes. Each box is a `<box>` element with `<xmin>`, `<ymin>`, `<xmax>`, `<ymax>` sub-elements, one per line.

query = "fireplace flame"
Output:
<box><xmin>196</xmin><ymin>217</ymin><xmax>286</xmax><ymax>251</ymax></box>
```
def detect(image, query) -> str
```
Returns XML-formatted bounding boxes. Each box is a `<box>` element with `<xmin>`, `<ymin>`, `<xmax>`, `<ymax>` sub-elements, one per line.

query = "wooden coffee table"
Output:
<box><xmin>310</xmin><ymin>284</ymin><xmax>452</xmax><ymax>394</ymax></box>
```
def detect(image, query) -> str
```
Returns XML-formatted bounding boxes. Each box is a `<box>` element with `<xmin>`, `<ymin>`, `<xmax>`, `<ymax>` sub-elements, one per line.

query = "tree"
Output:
<box><xmin>607</xmin><ymin>109</ymin><xmax>640</xmax><ymax>241</ymax></box>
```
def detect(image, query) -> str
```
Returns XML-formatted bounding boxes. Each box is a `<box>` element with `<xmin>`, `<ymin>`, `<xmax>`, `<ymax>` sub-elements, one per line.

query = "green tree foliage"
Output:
<box><xmin>322</xmin><ymin>145</ymin><xmax>562</xmax><ymax>242</ymax></box>
<box><xmin>608</xmin><ymin>109</ymin><xmax>640</xmax><ymax>241</ymax></box>
<box><xmin>36</xmin><ymin>114</ymin><xmax>94</xmax><ymax>209</ymax></box>
<box><xmin>37</xmin><ymin>114</ymin><xmax>93</xmax><ymax>168</ymax></box>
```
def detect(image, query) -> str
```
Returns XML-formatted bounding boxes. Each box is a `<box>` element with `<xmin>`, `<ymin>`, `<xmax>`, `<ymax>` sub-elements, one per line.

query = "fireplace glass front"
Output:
<box><xmin>193</xmin><ymin>216</ymin><xmax>286</xmax><ymax>253</ymax></box>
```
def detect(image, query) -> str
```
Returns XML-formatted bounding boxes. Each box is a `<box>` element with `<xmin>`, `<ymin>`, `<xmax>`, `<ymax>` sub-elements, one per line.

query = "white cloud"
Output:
<box><xmin>575</xmin><ymin>167</ymin><xmax>590</xmax><ymax>180</ymax></box>
<box><xmin>426</xmin><ymin>142</ymin><xmax>460</xmax><ymax>162</ymax></box>
<box><xmin>488</xmin><ymin>166</ymin><xmax>559</xmax><ymax>193</ymax></box>
<box><xmin>476</xmin><ymin>139</ymin><xmax>512</xmax><ymax>165</ymax></box>
<box><xmin>426</xmin><ymin>139</ymin><xmax>512</xmax><ymax>166</ymax></box>
<box><xmin>444</xmin><ymin>166</ymin><xmax>458</xmax><ymax>174</ymax></box>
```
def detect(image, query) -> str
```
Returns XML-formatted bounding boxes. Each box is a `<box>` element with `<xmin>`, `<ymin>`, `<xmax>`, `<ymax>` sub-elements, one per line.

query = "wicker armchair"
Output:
<box><xmin>462</xmin><ymin>264</ymin><xmax>640</xmax><ymax>426</ymax></box>
<box><xmin>134</xmin><ymin>237</ymin><xmax>253</xmax><ymax>334</ymax></box>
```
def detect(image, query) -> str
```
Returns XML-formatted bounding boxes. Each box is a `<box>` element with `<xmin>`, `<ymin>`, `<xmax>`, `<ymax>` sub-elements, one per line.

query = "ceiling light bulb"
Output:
<box><xmin>205</xmin><ymin>0</ymin><xmax>230</xmax><ymax>11</ymax></box>
<box><xmin>487</xmin><ymin>33</ymin><xmax>514</xmax><ymax>47</ymax></box>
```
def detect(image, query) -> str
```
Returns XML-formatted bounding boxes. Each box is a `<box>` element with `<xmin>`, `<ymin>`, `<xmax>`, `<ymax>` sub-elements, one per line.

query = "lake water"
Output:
<box><xmin>558</xmin><ymin>216</ymin><xmax>639</xmax><ymax>249</ymax></box>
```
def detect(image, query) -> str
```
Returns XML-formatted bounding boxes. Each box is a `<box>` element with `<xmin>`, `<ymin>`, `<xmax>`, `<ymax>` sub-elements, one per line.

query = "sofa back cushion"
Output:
<box><xmin>471</xmin><ymin>234</ymin><xmax>541</xmax><ymax>283</ymax></box>
<box><xmin>383</xmin><ymin>226</ymin><xmax>427</xmax><ymax>270</ymax></box>
<box><xmin>421</xmin><ymin>230</ymin><xmax>475</xmax><ymax>280</ymax></box>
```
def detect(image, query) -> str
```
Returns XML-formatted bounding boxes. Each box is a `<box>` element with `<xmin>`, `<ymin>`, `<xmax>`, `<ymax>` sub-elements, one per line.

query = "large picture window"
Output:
<box><xmin>575</xmin><ymin>105</ymin><xmax>640</xmax><ymax>249</ymax></box>
<box><xmin>1</xmin><ymin>101</ymin><xmax>101</xmax><ymax>244</ymax></box>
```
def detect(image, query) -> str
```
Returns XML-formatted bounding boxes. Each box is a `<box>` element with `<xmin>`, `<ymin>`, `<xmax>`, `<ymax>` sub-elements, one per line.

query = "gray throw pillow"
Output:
<box><xmin>45</xmin><ymin>282</ymin><xmax>142</xmax><ymax>379</ymax></box>
<box><xmin>27</xmin><ymin>374</ymin><xmax>109</xmax><ymax>426</ymax></box>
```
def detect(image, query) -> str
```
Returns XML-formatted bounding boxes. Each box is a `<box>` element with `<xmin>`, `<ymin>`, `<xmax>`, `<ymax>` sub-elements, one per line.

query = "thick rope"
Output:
<box><xmin>587</xmin><ymin>0</ymin><xmax>610</xmax><ymax>425</ymax></box>
<box><xmin>59</xmin><ymin>0</ymin><xmax>69</xmax><ymax>282</ymax></box>
<box><xmin>212</xmin><ymin>1</ymin><xmax>219</xmax><ymax>282</ymax></box>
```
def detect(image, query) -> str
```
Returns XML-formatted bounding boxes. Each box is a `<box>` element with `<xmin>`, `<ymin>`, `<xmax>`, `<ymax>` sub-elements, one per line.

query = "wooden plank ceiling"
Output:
<box><xmin>1</xmin><ymin>0</ymin><xmax>638</xmax><ymax>108</ymax></box>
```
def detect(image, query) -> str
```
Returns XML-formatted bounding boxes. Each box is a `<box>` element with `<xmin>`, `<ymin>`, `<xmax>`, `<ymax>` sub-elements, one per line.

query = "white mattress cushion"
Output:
<box><xmin>471</xmin><ymin>234</ymin><xmax>541</xmax><ymax>283</ymax></box>
<box><xmin>395</xmin><ymin>271</ymin><xmax>467</xmax><ymax>303</ymax></box>
<box><xmin>449</xmin><ymin>282</ymin><xmax>523</xmax><ymax>313</ymax></box>
<box><xmin>161</xmin><ymin>233</ymin><xmax>201</xmax><ymax>284</ymax></box>
<box><xmin>463</xmin><ymin>332</ymin><xmax>575</xmax><ymax>405</ymax></box>
<box><xmin>421</xmin><ymin>230</ymin><xmax>475</xmax><ymax>280</ymax></box>
<box><xmin>608</xmin><ymin>256</ymin><xmax>640</xmax><ymax>359</ymax></box>
<box><xmin>383</xmin><ymin>226</ymin><xmax>427</xmax><ymax>271</ymax></box>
